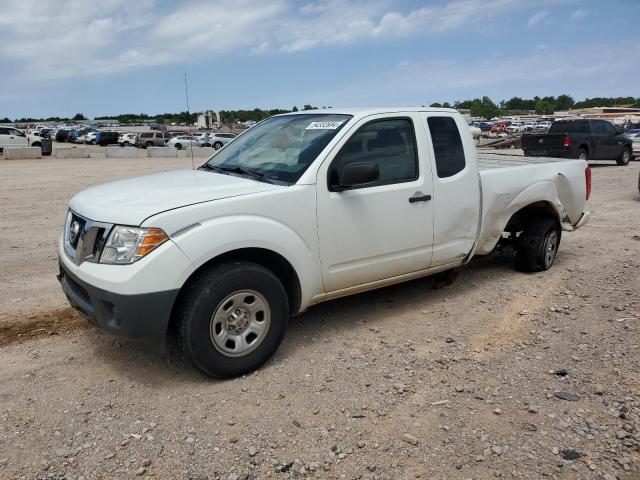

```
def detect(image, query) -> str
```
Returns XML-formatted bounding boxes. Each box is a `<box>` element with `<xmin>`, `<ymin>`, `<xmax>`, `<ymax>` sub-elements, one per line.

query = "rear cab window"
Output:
<box><xmin>548</xmin><ymin>120</ymin><xmax>590</xmax><ymax>134</ymax></box>
<box><xmin>427</xmin><ymin>116</ymin><xmax>466</xmax><ymax>178</ymax></box>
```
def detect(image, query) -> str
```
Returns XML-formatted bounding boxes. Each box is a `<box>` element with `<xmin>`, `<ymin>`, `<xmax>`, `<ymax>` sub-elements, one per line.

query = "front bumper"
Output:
<box><xmin>58</xmin><ymin>260</ymin><xmax>179</xmax><ymax>341</ymax></box>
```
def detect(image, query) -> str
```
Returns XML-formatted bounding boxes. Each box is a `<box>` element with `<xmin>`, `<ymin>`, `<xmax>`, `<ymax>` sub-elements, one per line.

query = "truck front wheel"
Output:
<box><xmin>177</xmin><ymin>261</ymin><xmax>289</xmax><ymax>378</ymax></box>
<box><xmin>617</xmin><ymin>147</ymin><xmax>631</xmax><ymax>166</ymax></box>
<box><xmin>515</xmin><ymin>216</ymin><xmax>561</xmax><ymax>272</ymax></box>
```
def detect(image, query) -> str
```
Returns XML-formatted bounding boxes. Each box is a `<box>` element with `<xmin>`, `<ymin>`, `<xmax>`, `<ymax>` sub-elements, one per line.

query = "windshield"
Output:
<box><xmin>202</xmin><ymin>114</ymin><xmax>351</xmax><ymax>184</ymax></box>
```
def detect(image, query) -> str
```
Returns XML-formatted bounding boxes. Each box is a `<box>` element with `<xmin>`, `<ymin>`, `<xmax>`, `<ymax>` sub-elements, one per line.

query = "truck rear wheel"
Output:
<box><xmin>617</xmin><ymin>147</ymin><xmax>631</xmax><ymax>166</ymax></box>
<box><xmin>177</xmin><ymin>261</ymin><xmax>289</xmax><ymax>378</ymax></box>
<box><xmin>515</xmin><ymin>216</ymin><xmax>561</xmax><ymax>272</ymax></box>
<box><xmin>577</xmin><ymin>148</ymin><xmax>588</xmax><ymax>160</ymax></box>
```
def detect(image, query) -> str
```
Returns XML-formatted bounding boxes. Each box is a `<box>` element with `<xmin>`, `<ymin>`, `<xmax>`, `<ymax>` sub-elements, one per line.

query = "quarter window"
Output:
<box><xmin>427</xmin><ymin>116</ymin><xmax>466</xmax><ymax>178</ymax></box>
<box><xmin>329</xmin><ymin>118</ymin><xmax>418</xmax><ymax>189</ymax></box>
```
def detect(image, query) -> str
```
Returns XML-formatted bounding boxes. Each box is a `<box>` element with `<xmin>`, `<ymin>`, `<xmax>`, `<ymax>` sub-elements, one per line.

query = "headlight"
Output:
<box><xmin>100</xmin><ymin>226</ymin><xmax>168</xmax><ymax>264</ymax></box>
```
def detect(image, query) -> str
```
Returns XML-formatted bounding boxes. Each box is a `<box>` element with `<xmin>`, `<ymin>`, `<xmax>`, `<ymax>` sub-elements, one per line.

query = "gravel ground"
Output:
<box><xmin>0</xmin><ymin>156</ymin><xmax>639</xmax><ymax>480</ymax></box>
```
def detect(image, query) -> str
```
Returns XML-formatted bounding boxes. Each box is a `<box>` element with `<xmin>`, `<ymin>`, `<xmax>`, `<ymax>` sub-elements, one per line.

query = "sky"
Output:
<box><xmin>0</xmin><ymin>0</ymin><xmax>639</xmax><ymax>119</ymax></box>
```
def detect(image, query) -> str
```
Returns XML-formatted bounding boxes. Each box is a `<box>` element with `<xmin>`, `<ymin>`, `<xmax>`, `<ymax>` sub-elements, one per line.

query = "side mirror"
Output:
<box><xmin>332</xmin><ymin>161</ymin><xmax>379</xmax><ymax>191</ymax></box>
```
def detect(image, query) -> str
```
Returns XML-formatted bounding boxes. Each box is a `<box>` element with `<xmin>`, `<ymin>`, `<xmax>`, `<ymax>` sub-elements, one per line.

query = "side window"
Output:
<box><xmin>606</xmin><ymin>123</ymin><xmax>618</xmax><ymax>135</ymax></box>
<box><xmin>0</xmin><ymin>127</ymin><xmax>9</xmax><ymax>135</ymax></box>
<box><xmin>592</xmin><ymin>122</ymin><xmax>607</xmax><ymax>134</ymax></box>
<box><xmin>329</xmin><ymin>118</ymin><xmax>418</xmax><ymax>189</ymax></box>
<box><xmin>427</xmin><ymin>116</ymin><xmax>466</xmax><ymax>178</ymax></box>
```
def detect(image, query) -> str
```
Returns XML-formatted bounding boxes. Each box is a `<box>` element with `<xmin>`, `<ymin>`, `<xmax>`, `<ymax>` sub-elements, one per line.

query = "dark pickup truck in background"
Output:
<box><xmin>522</xmin><ymin>119</ymin><xmax>634</xmax><ymax>166</ymax></box>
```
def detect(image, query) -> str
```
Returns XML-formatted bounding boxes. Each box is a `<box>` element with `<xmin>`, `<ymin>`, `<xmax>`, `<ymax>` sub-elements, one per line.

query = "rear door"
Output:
<box><xmin>420</xmin><ymin>113</ymin><xmax>481</xmax><ymax>267</ymax></box>
<box><xmin>316</xmin><ymin>113</ymin><xmax>434</xmax><ymax>292</ymax></box>
<box><xmin>591</xmin><ymin>121</ymin><xmax>616</xmax><ymax>159</ymax></box>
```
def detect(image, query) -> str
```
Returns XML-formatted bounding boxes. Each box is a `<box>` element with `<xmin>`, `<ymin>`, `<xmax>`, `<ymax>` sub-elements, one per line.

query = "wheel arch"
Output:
<box><xmin>168</xmin><ymin>247</ymin><xmax>302</xmax><ymax>335</ymax></box>
<box><xmin>503</xmin><ymin>201</ymin><xmax>560</xmax><ymax>233</ymax></box>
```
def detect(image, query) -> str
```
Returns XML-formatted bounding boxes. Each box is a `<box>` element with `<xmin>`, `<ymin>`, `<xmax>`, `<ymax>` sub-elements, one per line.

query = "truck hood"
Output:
<box><xmin>69</xmin><ymin>169</ymin><xmax>280</xmax><ymax>225</ymax></box>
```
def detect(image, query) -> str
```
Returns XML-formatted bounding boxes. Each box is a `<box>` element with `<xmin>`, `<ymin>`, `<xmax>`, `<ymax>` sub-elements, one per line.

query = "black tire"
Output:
<box><xmin>32</xmin><ymin>142</ymin><xmax>41</xmax><ymax>149</ymax></box>
<box><xmin>177</xmin><ymin>261</ymin><xmax>289</xmax><ymax>378</ymax></box>
<box><xmin>617</xmin><ymin>147</ymin><xmax>631</xmax><ymax>166</ymax></box>
<box><xmin>203</xmin><ymin>143</ymin><xmax>211</xmax><ymax>148</ymax></box>
<box><xmin>175</xmin><ymin>143</ymin><xmax>182</xmax><ymax>150</ymax></box>
<box><xmin>122</xmin><ymin>141</ymin><xmax>130</xmax><ymax>147</ymax></box>
<box><xmin>213</xmin><ymin>141</ymin><xmax>223</xmax><ymax>150</ymax></box>
<box><xmin>523</xmin><ymin>150</ymin><xmax>532</xmax><ymax>157</ymax></box>
<box><xmin>515</xmin><ymin>216</ymin><xmax>561</xmax><ymax>272</ymax></box>
<box><xmin>577</xmin><ymin>148</ymin><xmax>588</xmax><ymax>161</ymax></box>
<box><xmin>145</xmin><ymin>141</ymin><xmax>153</xmax><ymax>148</ymax></box>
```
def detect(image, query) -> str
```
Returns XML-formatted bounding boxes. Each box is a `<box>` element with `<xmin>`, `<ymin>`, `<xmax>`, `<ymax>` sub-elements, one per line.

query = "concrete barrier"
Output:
<box><xmin>105</xmin><ymin>146</ymin><xmax>144</xmax><ymax>158</ymax></box>
<box><xmin>177</xmin><ymin>147</ymin><xmax>216</xmax><ymax>158</ymax></box>
<box><xmin>2</xmin><ymin>147</ymin><xmax>42</xmax><ymax>159</ymax></box>
<box><xmin>147</xmin><ymin>147</ymin><xmax>177</xmax><ymax>157</ymax></box>
<box><xmin>55</xmin><ymin>148</ymin><xmax>91</xmax><ymax>159</ymax></box>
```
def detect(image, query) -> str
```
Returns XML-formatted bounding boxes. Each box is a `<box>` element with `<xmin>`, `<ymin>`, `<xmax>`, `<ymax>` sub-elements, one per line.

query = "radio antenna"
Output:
<box><xmin>184</xmin><ymin>73</ymin><xmax>195</xmax><ymax>170</ymax></box>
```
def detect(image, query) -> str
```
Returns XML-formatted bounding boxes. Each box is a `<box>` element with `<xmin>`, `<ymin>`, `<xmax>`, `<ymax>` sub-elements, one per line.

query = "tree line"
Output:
<box><xmin>430</xmin><ymin>95</ymin><xmax>640</xmax><ymax>119</ymax></box>
<box><xmin>4</xmin><ymin>96</ymin><xmax>639</xmax><ymax>124</ymax></box>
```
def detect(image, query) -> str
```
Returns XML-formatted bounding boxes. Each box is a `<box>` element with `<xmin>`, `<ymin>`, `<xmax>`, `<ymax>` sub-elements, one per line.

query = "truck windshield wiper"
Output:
<box><xmin>200</xmin><ymin>163</ymin><xmax>270</xmax><ymax>182</ymax></box>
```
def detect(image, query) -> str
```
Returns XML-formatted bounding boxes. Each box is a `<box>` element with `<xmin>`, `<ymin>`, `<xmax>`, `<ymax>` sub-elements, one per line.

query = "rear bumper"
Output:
<box><xmin>58</xmin><ymin>260</ymin><xmax>178</xmax><ymax>341</ymax></box>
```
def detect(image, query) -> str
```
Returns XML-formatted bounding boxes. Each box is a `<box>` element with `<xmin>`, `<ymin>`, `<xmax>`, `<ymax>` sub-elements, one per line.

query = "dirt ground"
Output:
<box><xmin>0</xmin><ymin>155</ymin><xmax>639</xmax><ymax>480</ymax></box>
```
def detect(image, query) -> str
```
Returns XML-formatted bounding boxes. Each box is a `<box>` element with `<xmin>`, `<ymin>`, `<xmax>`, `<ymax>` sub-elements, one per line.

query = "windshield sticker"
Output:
<box><xmin>305</xmin><ymin>121</ymin><xmax>344</xmax><ymax>130</ymax></box>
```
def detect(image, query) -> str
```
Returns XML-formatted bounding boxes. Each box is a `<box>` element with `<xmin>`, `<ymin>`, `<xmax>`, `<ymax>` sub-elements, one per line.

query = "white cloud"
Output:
<box><xmin>331</xmin><ymin>43</ymin><xmax>637</xmax><ymax>104</ymax></box>
<box><xmin>569</xmin><ymin>9</ymin><xmax>588</xmax><ymax>21</ymax></box>
<box><xmin>0</xmin><ymin>0</ymin><xmax>529</xmax><ymax>79</ymax></box>
<box><xmin>527</xmin><ymin>10</ymin><xmax>550</xmax><ymax>27</ymax></box>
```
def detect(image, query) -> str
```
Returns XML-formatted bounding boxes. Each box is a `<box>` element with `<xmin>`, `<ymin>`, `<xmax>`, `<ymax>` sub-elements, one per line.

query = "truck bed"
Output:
<box><xmin>474</xmin><ymin>152</ymin><xmax>588</xmax><ymax>255</ymax></box>
<box><xmin>477</xmin><ymin>152</ymin><xmax>577</xmax><ymax>170</ymax></box>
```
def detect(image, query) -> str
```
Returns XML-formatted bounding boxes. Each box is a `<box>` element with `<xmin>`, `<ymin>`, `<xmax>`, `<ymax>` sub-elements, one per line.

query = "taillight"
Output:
<box><xmin>563</xmin><ymin>135</ymin><xmax>572</xmax><ymax>147</ymax></box>
<box><xmin>585</xmin><ymin>166</ymin><xmax>591</xmax><ymax>200</ymax></box>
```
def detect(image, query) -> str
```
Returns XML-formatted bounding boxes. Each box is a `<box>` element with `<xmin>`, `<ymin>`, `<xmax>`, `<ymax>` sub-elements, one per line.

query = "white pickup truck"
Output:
<box><xmin>58</xmin><ymin>108</ymin><xmax>591</xmax><ymax>378</ymax></box>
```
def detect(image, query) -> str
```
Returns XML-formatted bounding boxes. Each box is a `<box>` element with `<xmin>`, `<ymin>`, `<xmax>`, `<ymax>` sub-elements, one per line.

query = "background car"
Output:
<box><xmin>203</xmin><ymin>132</ymin><xmax>237</xmax><ymax>149</ymax></box>
<box><xmin>166</xmin><ymin>135</ymin><xmax>199</xmax><ymax>150</ymax></box>
<box><xmin>55</xmin><ymin>129</ymin><xmax>70</xmax><ymax>142</ymax></box>
<box><xmin>535</xmin><ymin>120</ymin><xmax>553</xmax><ymax>131</ymax></box>
<box><xmin>134</xmin><ymin>131</ymin><xmax>170</xmax><ymax>148</ymax></box>
<box><xmin>118</xmin><ymin>133</ymin><xmax>137</xmax><ymax>146</ymax></box>
<box><xmin>83</xmin><ymin>132</ymin><xmax>97</xmax><ymax>144</ymax></box>
<box><xmin>95</xmin><ymin>131</ymin><xmax>119</xmax><ymax>146</ymax></box>
<box><xmin>471</xmin><ymin>121</ymin><xmax>492</xmax><ymax>132</ymax></box>
<box><xmin>490</xmin><ymin>120</ymin><xmax>511</xmax><ymax>134</ymax></box>
<box><xmin>506</xmin><ymin>122</ymin><xmax>525</xmax><ymax>134</ymax></box>
<box><xmin>0</xmin><ymin>126</ymin><xmax>28</xmax><ymax>150</ymax></box>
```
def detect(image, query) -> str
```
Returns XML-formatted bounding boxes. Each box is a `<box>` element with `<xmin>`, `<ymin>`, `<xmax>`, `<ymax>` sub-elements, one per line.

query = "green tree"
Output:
<box><xmin>292</xmin><ymin>106</ymin><xmax>299</xmax><ymax>112</ymax></box>
<box><xmin>535</xmin><ymin>99</ymin><xmax>555</xmax><ymax>115</ymax></box>
<box><xmin>555</xmin><ymin>94</ymin><xmax>574</xmax><ymax>111</ymax></box>
<box><xmin>0</xmin><ymin>117</ymin><xmax>11</xmax><ymax>123</ymax></box>
<box><xmin>430</xmin><ymin>102</ymin><xmax>442</xmax><ymax>107</ymax></box>
<box><xmin>469</xmin><ymin>96</ymin><xmax>500</xmax><ymax>119</ymax></box>
<box><xmin>72</xmin><ymin>113</ymin><xmax>87</xmax><ymax>121</ymax></box>
<box><xmin>442</xmin><ymin>102</ymin><xmax>452</xmax><ymax>108</ymax></box>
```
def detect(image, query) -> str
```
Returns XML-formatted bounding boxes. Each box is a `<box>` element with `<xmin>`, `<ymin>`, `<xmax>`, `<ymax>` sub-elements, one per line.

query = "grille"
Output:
<box><xmin>63</xmin><ymin>210</ymin><xmax>113</xmax><ymax>265</ymax></box>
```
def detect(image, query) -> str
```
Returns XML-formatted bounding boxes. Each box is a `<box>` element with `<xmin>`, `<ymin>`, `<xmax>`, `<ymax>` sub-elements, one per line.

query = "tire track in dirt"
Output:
<box><xmin>0</xmin><ymin>307</ymin><xmax>86</xmax><ymax>346</ymax></box>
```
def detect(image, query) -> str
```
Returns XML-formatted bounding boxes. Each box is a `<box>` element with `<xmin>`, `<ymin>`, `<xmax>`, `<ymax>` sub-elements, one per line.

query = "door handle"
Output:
<box><xmin>409</xmin><ymin>193</ymin><xmax>432</xmax><ymax>203</ymax></box>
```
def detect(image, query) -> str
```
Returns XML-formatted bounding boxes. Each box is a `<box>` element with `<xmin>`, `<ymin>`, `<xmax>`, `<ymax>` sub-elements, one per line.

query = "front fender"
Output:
<box><xmin>168</xmin><ymin>215</ymin><xmax>322</xmax><ymax>310</ymax></box>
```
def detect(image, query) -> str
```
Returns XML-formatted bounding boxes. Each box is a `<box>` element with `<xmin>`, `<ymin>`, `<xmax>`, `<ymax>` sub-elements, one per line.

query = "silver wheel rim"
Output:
<box><xmin>543</xmin><ymin>230</ymin><xmax>558</xmax><ymax>268</ymax></box>
<box><xmin>623</xmin><ymin>151</ymin><xmax>630</xmax><ymax>163</ymax></box>
<box><xmin>210</xmin><ymin>290</ymin><xmax>271</xmax><ymax>357</ymax></box>
<box><xmin>578</xmin><ymin>151</ymin><xmax>586</xmax><ymax>160</ymax></box>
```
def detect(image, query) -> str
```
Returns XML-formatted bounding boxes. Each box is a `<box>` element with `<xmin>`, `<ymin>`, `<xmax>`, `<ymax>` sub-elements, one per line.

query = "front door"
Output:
<box><xmin>316</xmin><ymin>114</ymin><xmax>434</xmax><ymax>293</ymax></box>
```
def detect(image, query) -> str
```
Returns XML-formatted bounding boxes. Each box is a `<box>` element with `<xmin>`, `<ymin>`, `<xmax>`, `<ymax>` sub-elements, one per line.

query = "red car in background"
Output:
<box><xmin>491</xmin><ymin>121</ymin><xmax>511</xmax><ymax>134</ymax></box>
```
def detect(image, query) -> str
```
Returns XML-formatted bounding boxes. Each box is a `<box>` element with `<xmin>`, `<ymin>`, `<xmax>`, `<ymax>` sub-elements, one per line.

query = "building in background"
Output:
<box><xmin>197</xmin><ymin>111</ymin><xmax>220</xmax><ymax>129</ymax></box>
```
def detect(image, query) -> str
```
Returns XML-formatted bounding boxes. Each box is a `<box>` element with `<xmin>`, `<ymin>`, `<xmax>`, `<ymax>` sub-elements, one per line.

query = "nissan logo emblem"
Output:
<box><xmin>69</xmin><ymin>221</ymin><xmax>81</xmax><ymax>244</ymax></box>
